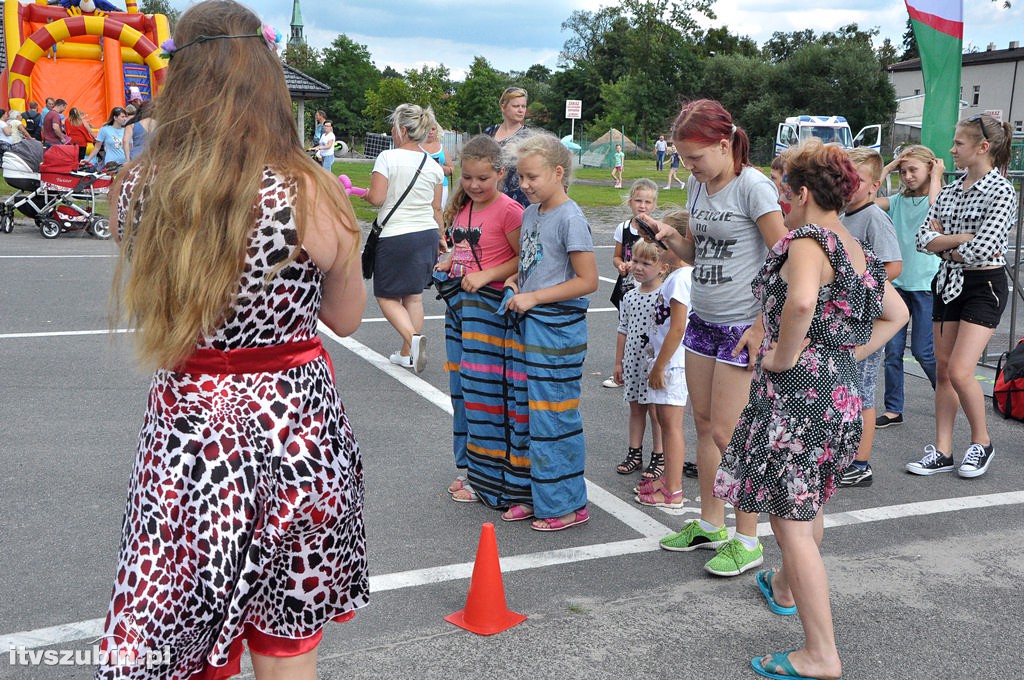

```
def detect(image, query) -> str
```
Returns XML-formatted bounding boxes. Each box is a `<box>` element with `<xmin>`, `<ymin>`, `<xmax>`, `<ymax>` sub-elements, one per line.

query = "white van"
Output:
<box><xmin>775</xmin><ymin>115</ymin><xmax>882</xmax><ymax>156</ymax></box>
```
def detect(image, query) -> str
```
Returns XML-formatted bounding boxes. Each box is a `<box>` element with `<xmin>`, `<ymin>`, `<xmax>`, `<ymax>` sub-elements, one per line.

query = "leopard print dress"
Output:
<box><xmin>96</xmin><ymin>168</ymin><xmax>369</xmax><ymax>679</ymax></box>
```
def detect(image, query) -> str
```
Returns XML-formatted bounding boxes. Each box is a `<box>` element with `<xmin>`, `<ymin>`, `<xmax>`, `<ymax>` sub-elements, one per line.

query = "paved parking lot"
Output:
<box><xmin>1</xmin><ymin>214</ymin><xmax>1022</xmax><ymax>679</ymax></box>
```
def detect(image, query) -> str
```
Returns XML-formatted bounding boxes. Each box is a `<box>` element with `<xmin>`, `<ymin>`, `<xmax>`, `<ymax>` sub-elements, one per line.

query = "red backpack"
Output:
<box><xmin>993</xmin><ymin>337</ymin><xmax>1024</xmax><ymax>422</ymax></box>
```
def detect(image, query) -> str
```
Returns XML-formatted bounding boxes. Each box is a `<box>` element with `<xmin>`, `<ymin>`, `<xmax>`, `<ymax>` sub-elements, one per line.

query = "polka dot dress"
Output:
<box><xmin>713</xmin><ymin>225</ymin><xmax>885</xmax><ymax>521</ymax></box>
<box><xmin>617</xmin><ymin>286</ymin><xmax>661</xmax><ymax>403</ymax></box>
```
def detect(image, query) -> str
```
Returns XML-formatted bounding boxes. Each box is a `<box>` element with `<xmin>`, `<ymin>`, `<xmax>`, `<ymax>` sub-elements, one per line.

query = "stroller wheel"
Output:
<box><xmin>89</xmin><ymin>217</ymin><xmax>111</xmax><ymax>240</ymax></box>
<box><xmin>0</xmin><ymin>212</ymin><xmax>13</xmax><ymax>234</ymax></box>
<box><xmin>39</xmin><ymin>218</ymin><xmax>61</xmax><ymax>239</ymax></box>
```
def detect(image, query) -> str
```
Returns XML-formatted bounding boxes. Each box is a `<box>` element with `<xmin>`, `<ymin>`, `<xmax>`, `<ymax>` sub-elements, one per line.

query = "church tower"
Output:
<box><xmin>288</xmin><ymin>0</ymin><xmax>304</xmax><ymax>49</ymax></box>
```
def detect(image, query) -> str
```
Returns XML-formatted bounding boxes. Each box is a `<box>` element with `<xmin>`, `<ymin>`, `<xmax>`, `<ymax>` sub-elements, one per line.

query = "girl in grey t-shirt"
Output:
<box><xmin>641</xmin><ymin>99</ymin><xmax>786</xmax><ymax>578</ymax></box>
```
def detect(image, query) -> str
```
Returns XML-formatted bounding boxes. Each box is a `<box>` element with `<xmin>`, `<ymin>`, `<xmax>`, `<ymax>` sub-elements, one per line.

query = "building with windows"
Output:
<box><xmin>888</xmin><ymin>41</ymin><xmax>1024</xmax><ymax>145</ymax></box>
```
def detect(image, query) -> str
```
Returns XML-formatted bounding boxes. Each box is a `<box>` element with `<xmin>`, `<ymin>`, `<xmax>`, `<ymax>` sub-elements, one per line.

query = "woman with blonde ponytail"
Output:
<box><xmin>101</xmin><ymin>2</ymin><xmax>368</xmax><ymax>678</ymax></box>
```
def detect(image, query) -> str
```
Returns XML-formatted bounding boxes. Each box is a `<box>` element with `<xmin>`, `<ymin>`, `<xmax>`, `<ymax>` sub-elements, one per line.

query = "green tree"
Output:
<box><xmin>312</xmin><ymin>35</ymin><xmax>381</xmax><ymax>138</ymax></box>
<box><xmin>900</xmin><ymin>17</ymin><xmax>919</xmax><ymax>61</ymax></box>
<box><xmin>363</xmin><ymin>77</ymin><xmax>413</xmax><ymax>130</ymax></box>
<box><xmin>138</xmin><ymin>0</ymin><xmax>179</xmax><ymax>27</ymax></box>
<box><xmin>404</xmin><ymin>65</ymin><xmax>456</xmax><ymax>124</ymax></box>
<box><xmin>697</xmin><ymin>26</ymin><xmax>759</xmax><ymax>58</ymax></box>
<box><xmin>450</xmin><ymin>57</ymin><xmax>505</xmax><ymax>134</ymax></box>
<box><xmin>282</xmin><ymin>42</ymin><xmax>320</xmax><ymax>73</ymax></box>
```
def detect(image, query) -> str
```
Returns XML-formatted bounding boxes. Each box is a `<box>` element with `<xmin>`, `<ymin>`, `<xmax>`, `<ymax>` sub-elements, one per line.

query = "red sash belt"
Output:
<box><xmin>175</xmin><ymin>337</ymin><xmax>332</xmax><ymax>376</ymax></box>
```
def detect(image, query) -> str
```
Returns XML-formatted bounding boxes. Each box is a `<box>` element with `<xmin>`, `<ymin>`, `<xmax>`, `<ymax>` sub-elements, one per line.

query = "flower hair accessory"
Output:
<box><xmin>160</xmin><ymin>23</ymin><xmax>280</xmax><ymax>60</ymax></box>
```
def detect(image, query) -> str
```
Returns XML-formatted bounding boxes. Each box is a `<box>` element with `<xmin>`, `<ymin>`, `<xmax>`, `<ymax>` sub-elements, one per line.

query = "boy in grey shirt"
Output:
<box><xmin>838</xmin><ymin>148</ymin><xmax>902</xmax><ymax>488</ymax></box>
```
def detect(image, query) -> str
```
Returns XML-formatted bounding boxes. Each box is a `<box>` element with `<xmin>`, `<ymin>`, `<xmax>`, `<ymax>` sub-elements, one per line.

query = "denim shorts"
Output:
<box><xmin>682</xmin><ymin>312</ymin><xmax>751</xmax><ymax>367</ymax></box>
<box><xmin>931</xmin><ymin>268</ymin><xmax>1008</xmax><ymax>329</ymax></box>
<box><xmin>857</xmin><ymin>347</ymin><xmax>883</xmax><ymax>410</ymax></box>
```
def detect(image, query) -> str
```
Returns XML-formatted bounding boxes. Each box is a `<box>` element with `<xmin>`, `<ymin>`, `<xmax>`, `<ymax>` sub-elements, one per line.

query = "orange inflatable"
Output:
<box><xmin>1</xmin><ymin>0</ymin><xmax>169</xmax><ymax>123</ymax></box>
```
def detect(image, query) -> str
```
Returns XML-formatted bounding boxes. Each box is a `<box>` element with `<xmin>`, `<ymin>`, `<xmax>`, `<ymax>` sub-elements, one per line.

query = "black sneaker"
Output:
<box><xmin>838</xmin><ymin>463</ymin><xmax>873</xmax><ymax>487</ymax></box>
<box><xmin>957</xmin><ymin>442</ymin><xmax>994</xmax><ymax>478</ymax></box>
<box><xmin>905</xmin><ymin>445</ymin><xmax>954</xmax><ymax>475</ymax></box>
<box><xmin>875</xmin><ymin>413</ymin><xmax>903</xmax><ymax>428</ymax></box>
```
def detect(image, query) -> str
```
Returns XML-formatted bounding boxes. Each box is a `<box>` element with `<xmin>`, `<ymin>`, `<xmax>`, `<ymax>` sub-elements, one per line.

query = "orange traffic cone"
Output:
<box><xmin>445</xmin><ymin>522</ymin><xmax>527</xmax><ymax>635</ymax></box>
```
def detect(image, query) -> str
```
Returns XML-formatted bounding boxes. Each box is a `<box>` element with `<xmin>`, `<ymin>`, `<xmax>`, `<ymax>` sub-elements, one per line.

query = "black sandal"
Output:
<box><xmin>616</xmin><ymin>447</ymin><xmax>643</xmax><ymax>475</ymax></box>
<box><xmin>641</xmin><ymin>452</ymin><xmax>665</xmax><ymax>481</ymax></box>
<box><xmin>683</xmin><ymin>462</ymin><xmax>699</xmax><ymax>478</ymax></box>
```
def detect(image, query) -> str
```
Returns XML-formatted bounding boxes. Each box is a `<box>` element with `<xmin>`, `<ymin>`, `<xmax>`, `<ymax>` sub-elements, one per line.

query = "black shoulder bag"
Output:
<box><xmin>362</xmin><ymin>152</ymin><xmax>429</xmax><ymax>279</ymax></box>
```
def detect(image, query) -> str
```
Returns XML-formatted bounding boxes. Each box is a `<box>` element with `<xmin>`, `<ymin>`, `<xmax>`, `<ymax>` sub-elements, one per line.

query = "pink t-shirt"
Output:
<box><xmin>449</xmin><ymin>193</ymin><xmax>523</xmax><ymax>286</ymax></box>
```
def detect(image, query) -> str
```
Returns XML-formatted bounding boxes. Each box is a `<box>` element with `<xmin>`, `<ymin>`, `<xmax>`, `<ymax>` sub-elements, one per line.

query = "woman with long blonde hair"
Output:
<box><xmin>101</xmin><ymin>2</ymin><xmax>367</xmax><ymax>678</ymax></box>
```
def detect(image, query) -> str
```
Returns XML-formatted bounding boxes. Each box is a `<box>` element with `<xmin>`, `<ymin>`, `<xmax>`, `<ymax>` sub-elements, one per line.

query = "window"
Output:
<box><xmin>1015</xmin><ymin>120</ymin><xmax>1023</xmax><ymax>134</ymax></box>
<box><xmin>914</xmin><ymin>88</ymin><xmax>921</xmax><ymax>95</ymax></box>
<box><xmin>972</xmin><ymin>85</ymin><xmax>981</xmax><ymax>106</ymax></box>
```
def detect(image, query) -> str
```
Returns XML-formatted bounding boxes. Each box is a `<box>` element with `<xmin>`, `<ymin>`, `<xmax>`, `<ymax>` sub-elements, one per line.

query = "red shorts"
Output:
<box><xmin>189</xmin><ymin>611</ymin><xmax>356</xmax><ymax>680</ymax></box>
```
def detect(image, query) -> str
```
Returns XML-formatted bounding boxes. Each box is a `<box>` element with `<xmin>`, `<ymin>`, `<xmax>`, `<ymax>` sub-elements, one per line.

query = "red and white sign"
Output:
<box><xmin>565</xmin><ymin>100</ymin><xmax>582</xmax><ymax>120</ymax></box>
<box><xmin>983</xmin><ymin>109</ymin><xmax>1003</xmax><ymax>121</ymax></box>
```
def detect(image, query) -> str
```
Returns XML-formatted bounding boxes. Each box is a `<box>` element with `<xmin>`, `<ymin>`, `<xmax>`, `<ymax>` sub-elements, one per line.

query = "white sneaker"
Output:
<box><xmin>411</xmin><ymin>334</ymin><xmax>426</xmax><ymax>374</ymax></box>
<box><xmin>602</xmin><ymin>377</ymin><xmax>623</xmax><ymax>388</ymax></box>
<box><xmin>389</xmin><ymin>352</ymin><xmax>413</xmax><ymax>368</ymax></box>
<box><xmin>958</xmin><ymin>442</ymin><xmax>994</xmax><ymax>478</ymax></box>
<box><xmin>663</xmin><ymin>185</ymin><xmax>671</xmax><ymax>190</ymax></box>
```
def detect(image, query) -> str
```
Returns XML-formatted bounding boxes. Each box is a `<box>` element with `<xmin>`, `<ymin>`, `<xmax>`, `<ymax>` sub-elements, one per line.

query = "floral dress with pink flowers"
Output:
<box><xmin>714</xmin><ymin>225</ymin><xmax>884</xmax><ymax>521</ymax></box>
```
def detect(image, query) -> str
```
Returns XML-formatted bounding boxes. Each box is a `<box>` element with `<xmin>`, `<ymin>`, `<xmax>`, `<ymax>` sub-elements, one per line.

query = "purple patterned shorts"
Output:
<box><xmin>682</xmin><ymin>312</ymin><xmax>751</xmax><ymax>367</ymax></box>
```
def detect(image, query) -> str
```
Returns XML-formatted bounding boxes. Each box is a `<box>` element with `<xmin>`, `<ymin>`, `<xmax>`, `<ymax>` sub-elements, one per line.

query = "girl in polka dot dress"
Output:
<box><xmin>612</xmin><ymin>238</ymin><xmax>666</xmax><ymax>478</ymax></box>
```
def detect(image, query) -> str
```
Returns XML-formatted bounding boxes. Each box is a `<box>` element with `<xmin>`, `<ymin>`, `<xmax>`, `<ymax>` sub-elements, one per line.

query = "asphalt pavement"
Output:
<box><xmin>1</xmin><ymin>211</ymin><xmax>1022</xmax><ymax>680</ymax></box>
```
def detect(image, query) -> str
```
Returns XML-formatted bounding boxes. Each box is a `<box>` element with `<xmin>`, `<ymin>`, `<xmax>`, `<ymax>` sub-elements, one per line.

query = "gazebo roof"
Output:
<box><xmin>283</xmin><ymin>63</ymin><xmax>330</xmax><ymax>100</ymax></box>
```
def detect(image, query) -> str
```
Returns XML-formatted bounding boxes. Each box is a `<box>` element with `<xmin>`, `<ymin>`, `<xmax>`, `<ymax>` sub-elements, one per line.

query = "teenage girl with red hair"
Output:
<box><xmin>639</xmin><ymin>99</ymin><xmax>786</xmax><ymax>577</ymax></box>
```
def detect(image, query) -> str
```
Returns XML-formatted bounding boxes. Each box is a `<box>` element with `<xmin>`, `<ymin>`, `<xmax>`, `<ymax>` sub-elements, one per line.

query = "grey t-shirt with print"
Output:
<box><xmin>518</xmin><ymin>199</ymin><xmax>594</xmax><ymax>294</ymax></box>
<box><xmin>685</xmin><ymin>166</ymin><xmax>781</xmax><ymax>325</ymax></box>
<box><xmin>840</xmin><ymin>202</ymin><xmax>902</xmax><ymax>266</ymax></box>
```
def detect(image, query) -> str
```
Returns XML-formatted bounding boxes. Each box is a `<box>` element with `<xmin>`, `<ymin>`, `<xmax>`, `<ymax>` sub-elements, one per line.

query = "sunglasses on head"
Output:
<box><xmin>965</xmin><ymin>114</ymin><xmax>990</xmax><ymax>141</ymax></box>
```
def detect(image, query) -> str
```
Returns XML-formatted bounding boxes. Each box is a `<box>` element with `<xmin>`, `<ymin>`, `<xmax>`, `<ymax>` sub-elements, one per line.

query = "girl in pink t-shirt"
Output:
<box><xmin>437</xmin><ymin>135</ymin><xmax>523</xmax><ymax>292</ymax></box>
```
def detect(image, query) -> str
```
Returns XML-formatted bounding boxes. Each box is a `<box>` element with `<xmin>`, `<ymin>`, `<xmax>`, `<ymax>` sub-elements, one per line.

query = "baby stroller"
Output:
<box><xmin>0</xmin><ymin>138</ymin><xmax>47</xmax><ymax>234</ymax></box>
<box><xmin>33</xmin><ymin>145</ymin><xmax>113</xmax><ymax>240</ymax></box>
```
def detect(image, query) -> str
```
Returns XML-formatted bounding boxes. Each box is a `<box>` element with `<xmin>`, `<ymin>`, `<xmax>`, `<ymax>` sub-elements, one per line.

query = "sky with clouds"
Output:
<box><xmin>169</xmin><ymin>0</ymin><xmax>1023</xmax><ymax>80</ymax></box>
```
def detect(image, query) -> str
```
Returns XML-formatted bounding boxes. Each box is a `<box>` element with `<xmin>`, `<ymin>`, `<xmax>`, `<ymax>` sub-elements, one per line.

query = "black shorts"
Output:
<box><xmin>931</xmin><ymin>268</ymin><xmax>1008</xmax><ymax>329</ymax></box>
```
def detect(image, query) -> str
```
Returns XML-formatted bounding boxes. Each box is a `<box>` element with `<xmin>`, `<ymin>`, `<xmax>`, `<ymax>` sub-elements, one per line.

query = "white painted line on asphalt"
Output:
<box><xmin>0</xmin><ymin>328</ymin><xmax>131</xmax><ymax>339</ymax></box>
<box><xmin>6</xmin><ymin>490</ymin><xmax>1024</xmax><ymax>650</ymax></box>
<box><xmin>0</xmin><ymin>254</ymin><xmax>114</xmax><ymax>258</ymax></box>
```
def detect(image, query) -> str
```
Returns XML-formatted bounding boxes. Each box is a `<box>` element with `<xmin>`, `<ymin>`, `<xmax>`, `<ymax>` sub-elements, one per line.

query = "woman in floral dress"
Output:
<box><xmin>713</xmin><ymin>140</ymin><xmax>908</xmax><ymax>680</ymax></box>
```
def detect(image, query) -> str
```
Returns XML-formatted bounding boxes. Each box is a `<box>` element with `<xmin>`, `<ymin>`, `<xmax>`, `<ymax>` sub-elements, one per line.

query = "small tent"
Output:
<box><xmin>580</xmin><ymin>128</ymin><xmax>637</xmax><ymax>168</ymax></box>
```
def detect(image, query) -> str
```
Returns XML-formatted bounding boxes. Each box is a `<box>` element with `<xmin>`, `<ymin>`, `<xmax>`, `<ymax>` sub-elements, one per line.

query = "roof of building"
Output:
<box><xmin>889</xmin><ymin>44</ymin><xmax>1024</xmax><ymax>72</ymax></box>
<box><xmin>282</xmin><ymin>63</ymin><xmax>331</xmax><ymax>99</ymax></box>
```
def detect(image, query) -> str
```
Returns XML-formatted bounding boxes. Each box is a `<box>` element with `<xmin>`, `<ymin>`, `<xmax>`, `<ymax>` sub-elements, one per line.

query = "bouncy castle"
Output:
<box><xmin>0</xmin><ymin>0</ymin><xmax>169</xmax><ymax>121</ymax></box>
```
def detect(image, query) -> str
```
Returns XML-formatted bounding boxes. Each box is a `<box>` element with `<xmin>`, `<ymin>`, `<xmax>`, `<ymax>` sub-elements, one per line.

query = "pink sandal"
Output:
<box><xmin>448</xmin><ymin>476</ymin><xmax>469</xmax><ymax>495</ymax></box>
<box><xmin>531</xmin><ymin>507</ymin><xmax>589</xmax><ymax>532</ymax></box>
<box><xmin>635</xmin><ymin>487</ymin><xmax>683</xmax><ymax>509</ymax></box>
<box><xmin>501</xmin><ymin>504</ymin><xmax>534</xmax><ymax>522</ymax></box>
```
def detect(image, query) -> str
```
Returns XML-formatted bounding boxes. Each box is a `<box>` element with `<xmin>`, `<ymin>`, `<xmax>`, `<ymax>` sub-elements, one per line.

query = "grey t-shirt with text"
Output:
<box><xmin>685</xmin><ymin>166</ymin><xmax>781</xmax><ymax>325</ymax></box>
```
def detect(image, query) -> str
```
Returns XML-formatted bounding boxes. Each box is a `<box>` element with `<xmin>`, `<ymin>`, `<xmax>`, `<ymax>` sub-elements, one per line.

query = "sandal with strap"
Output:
<box><xmin>501</xmin><ymin>504</ymin><xmax>534</xmax><ymax>522</ymax></box>
<box><xmin>615</xmin><ymin>447</ymin><xmax>643</xmax><ymax>475</ymax></box>
<box><xmin>641</xmin><ymin>452</ymin><xmax>665</xmax><ymax>481</ymax></box>
<box><xmin>636</xmin><ymin>486</ymin><xmax>684</xmax><ymax>509</ymax></box>
<box><xmin>451</xmin><ymin>483</ymin><xmax>479</xmax><ymax>503</ymax></box>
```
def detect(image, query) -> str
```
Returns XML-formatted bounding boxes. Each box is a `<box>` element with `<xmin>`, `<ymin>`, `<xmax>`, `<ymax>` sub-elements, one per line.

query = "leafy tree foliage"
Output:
<box><xmin>307</xmin><ymin>35</ymin><xmax>381</xmax><ymax>138</ymax></box>
<box><xmin>450</xmin><ymin>57</ymin><xmax>505</xmax><ymax>134</ymax></box>
<box><xmin>138</xmin><ymin>0</ymin><xmax>179</xmax><ymax>27</ymax></box>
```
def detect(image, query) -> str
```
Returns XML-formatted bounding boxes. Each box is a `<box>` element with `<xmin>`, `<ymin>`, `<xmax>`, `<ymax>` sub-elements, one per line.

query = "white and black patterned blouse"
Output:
<box><xmin>916</xmin><ymin>168</ymin><xmax>1017</xmax><ymax>303</ymax></box>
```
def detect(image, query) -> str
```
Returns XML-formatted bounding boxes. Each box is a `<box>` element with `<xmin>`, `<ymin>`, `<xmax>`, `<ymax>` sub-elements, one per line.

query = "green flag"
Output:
<box><xmin>905</xmin><ymin>0</ymin><xmax>963</xmax><ymax>165</ymax></box>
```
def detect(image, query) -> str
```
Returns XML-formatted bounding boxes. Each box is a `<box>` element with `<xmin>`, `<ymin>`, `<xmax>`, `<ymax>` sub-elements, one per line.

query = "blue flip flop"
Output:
<box><xmin>756</xmin><ymin>570</ymin><xmax>797</xmax><ymax>616</ymax></box>
<box><xmin>751</xmin><ymin>651</ymin><xmax>844</xmax><ymax>680</ymax></box>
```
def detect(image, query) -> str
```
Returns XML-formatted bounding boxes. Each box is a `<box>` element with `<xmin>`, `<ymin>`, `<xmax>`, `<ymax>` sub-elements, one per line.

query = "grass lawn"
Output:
<box><xmin>327</xmin><ymin>157</ymin><xmax>701</xmax><ymax>222</ymax></box>
<box><xmin>1</xmin><ymin>158</ymin><xmax>769</xmax><ymax>225</ymax></box>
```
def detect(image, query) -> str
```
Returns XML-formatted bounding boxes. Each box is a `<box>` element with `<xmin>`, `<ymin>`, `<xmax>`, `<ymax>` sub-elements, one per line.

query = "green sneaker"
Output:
<box><xmin>703</xmin><ymin>538</ymin><xmax>764</xmax><ymax>577</ymax></box>
<box><xmin>659</xmin><ymin>520</ymin><xmax>728</xmax><ymax>552</ymax></box>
